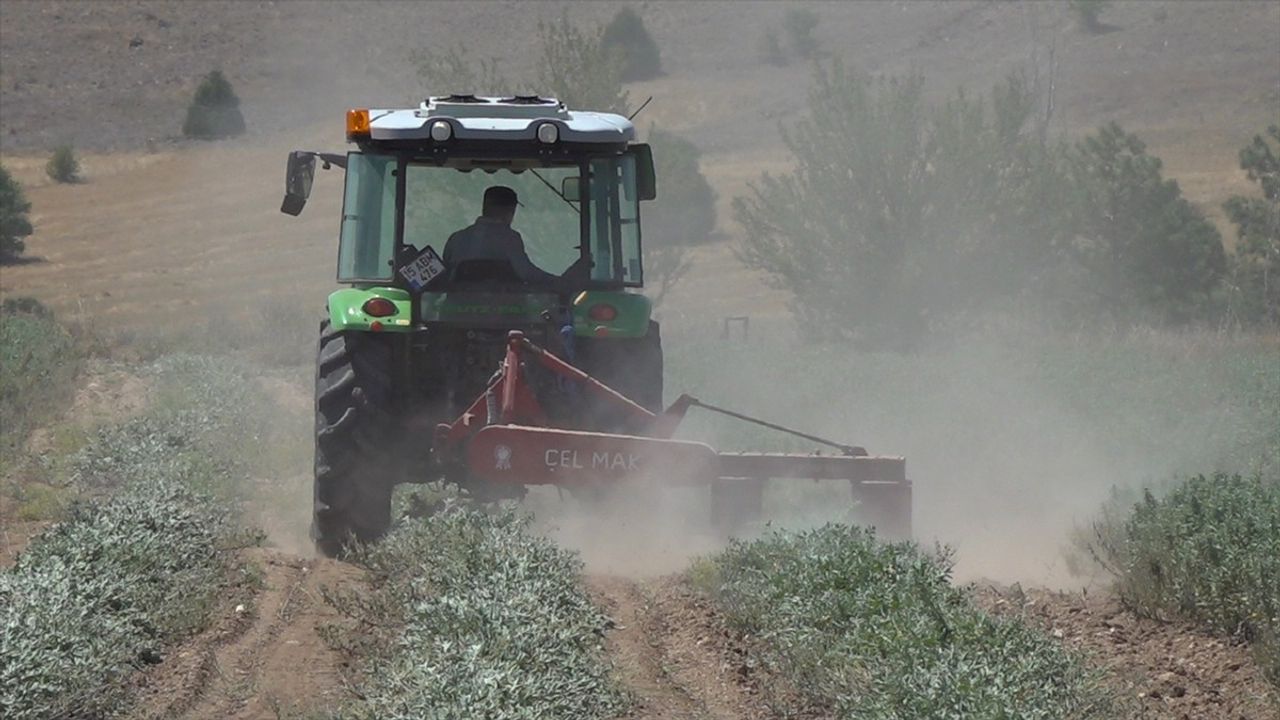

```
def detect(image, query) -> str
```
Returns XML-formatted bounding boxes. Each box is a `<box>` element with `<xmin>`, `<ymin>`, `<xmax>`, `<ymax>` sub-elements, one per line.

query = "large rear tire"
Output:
<box><xmin>313</xmin><ymin>320</ymin><xmax>399</xmax><ymax>557</ymax></box>
<box><xmin>577</xmin><ymin>320</ymin><xmax>664</xmax><ymax>422</ymax></box>
<box><xmin>568</xmin><ymin>321</ymin><xmax>664</xmax><ymax>506</ymax></box>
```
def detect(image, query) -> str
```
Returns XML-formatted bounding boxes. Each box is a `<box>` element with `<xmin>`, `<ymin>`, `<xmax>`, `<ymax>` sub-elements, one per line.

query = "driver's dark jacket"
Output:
<box><xmin>442</xmin><ymin>217</ymin><xmax>556</xmax><ymax>283</ymax></box>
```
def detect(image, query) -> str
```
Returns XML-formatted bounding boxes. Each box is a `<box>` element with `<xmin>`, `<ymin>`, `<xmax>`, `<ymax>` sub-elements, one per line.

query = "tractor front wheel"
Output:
<box><xmin>313</xmin><ymin>320</ymin><xmax>400</xmax><ymax>557</ymax></box>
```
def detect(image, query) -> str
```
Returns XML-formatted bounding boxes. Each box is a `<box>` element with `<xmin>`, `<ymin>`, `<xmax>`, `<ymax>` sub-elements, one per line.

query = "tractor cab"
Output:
<box><xmin>281</xmin><ymin>95</ymin><xmax>656</xmax><ymax>342</ymax></box>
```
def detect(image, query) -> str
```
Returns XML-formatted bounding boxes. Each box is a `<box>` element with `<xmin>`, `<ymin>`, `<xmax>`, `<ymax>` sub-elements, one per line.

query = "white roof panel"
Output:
<box><xmin>365</xmin><ymin>96</ymin><xmax>635</xmax><ymax>144</ymax></box>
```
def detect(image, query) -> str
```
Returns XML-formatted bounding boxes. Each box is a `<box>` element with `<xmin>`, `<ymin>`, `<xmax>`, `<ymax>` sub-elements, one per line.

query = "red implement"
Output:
<box><xmin>433</xmin><ymin>331</ymin><xmax>912</xmax><ymax>538</ymax></box>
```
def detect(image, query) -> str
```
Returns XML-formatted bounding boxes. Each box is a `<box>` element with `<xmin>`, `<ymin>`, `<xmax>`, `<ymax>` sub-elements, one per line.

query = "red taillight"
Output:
<box><xmin>363</xmin><ymin>298</ymin><xmax>397</xmax><ymax>317</ymax></box>
<box><xmin>587</xmin><ymin>304</ymin><xmax>618</xmax><ymax>322</ymax></box>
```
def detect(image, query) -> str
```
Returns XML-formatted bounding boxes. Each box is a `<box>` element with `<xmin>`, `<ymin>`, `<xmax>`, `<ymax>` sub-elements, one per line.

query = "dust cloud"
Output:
<box><xmin>526</xmin><ymin>482</ymin><xmax>729</xmax><ymax>577</ymax></box>
<box><xmin>625</xmin><ymin>320</ymin><xmax>1271</xmax><ymax>589</ymax></box>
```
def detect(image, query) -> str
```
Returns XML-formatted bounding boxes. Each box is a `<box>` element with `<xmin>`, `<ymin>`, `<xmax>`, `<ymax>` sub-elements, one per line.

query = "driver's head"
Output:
<box><xmin>482</xmin><ymin>186</ymin><xmax>519</xmax><ymax>224</ymax></box>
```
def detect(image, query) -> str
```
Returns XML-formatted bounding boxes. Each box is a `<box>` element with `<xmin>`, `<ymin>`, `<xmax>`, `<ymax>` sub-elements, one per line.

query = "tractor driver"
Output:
<box><xmin>442</xmin><ymin>186</ymin><xmax>559</xmax><ymax>285</ymax></box>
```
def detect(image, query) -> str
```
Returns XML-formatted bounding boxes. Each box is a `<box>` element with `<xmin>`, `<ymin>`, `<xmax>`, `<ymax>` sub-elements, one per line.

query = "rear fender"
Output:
<box><xmin>327</xmin><ymin>287</ymin><xmax>413</xmax><ymax>332</ymax></box>
<box><xmin>572</xmin><ymin>291</ymin><xmax>652</xmax><ymax>338</ymax></box>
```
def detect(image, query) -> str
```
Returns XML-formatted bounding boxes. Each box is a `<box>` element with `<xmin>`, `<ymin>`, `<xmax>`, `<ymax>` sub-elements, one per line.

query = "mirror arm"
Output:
<box><xmin>317</xmin><ymin>152</ymin><xmax>347</xmax><ymax>170</ymax></box>
<box><xmin>530</xmin><ymin>168</ymin><xmax>580</xmax><ymax>215</ymax></box>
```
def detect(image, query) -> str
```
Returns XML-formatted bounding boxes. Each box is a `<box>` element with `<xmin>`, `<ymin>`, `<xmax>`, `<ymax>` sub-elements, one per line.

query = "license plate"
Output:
<box><xmin>399</xmin><ymin>246</ymin><xmax>447</xmax><ymax>291</ymax></box>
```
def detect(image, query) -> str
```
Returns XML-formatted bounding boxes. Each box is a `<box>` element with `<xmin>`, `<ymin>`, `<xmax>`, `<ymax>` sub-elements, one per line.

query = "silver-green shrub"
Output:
<box><xmin>1102</xmin><ymin>473</ymin><xmax>1280</xmax><ymax>689</ymax></box>
<box><xmin>0</xmin><ymin>480</ymin><xmax>239</xmax><ymax>720</ymax></box>
<box><xmin>702</xmin><ymin>524</ymin><xmax>1118</xmax><ymax>719</ymax></box>
<box><xmin>338</xmin><ymin>507</ymin><xmax>628</xmax><ymax>719</ymax></box>
<box><xmin>71</xmin><ymin>354</ymin><xmax>269</xmax><ymax>497</ymax></box>
<box><xmin>3</xmin><ymin>353</ymin><xmax>266</xmax><ymax>719</ymax></box>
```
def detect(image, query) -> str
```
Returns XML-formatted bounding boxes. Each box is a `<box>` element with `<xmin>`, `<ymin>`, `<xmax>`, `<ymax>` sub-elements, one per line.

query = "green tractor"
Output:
<box><xmin>282</xmin><ymin>96</ymin><xmax>665</xmax><ymax>556</ymax></box>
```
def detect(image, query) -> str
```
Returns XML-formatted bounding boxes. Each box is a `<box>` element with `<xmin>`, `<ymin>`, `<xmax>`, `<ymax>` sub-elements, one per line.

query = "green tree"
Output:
<box><xmin>182</xmin><ymin>70</ymin><xmax>245</xmax><ymax>139</ymax></box>
<box><xmin>644</xmin><ymin>127</ymin><xmax>717</xmax><ymax>304</ymax></box>
<box><xmin>537</xmin><ymin>13</ymin><xmax>629</xmax><ymax>115</ymax></box>
<box><xmin>46</xmin><ymin>144</ymin><xmax>80</xmax><ymax>183</ymax></box>
<box><xmin>783</xmin><ymin>7</ymin><xmax>821</xmax><ymax>59</ymax></box>
<box><xmin>1065</xmin><ymin>123</ymin><xmax>1226</xmax><ymax>323</ymax></box>
<box><xmin>759</xmin><ymin>29</ymin><xmax>787</xmax><ymax>67</ymax></box>
<box><xmin>733</xmin><ymin>63</ymin><xmax>1064</xmax><ymax>347</ymax></box>
<box><xmin>1223</xmin><ymin>125</ymin><xmax>1280</xmax><ymax>326</ymax></box>
<box><xmin>601</xmin><ymin>7</ymin><xmax>662</xmax><ymax>82</ymax></box>
<box><xmin>414</xmin><ymin>45</ymin><xmax>506</xmax><ymax>96</ymax></box>
<box><xmin>0</xmin><ymin>165</ymin><xmax>34</xmax><ymax>262</ymax></box>
<box><xmin>1069</xmin><ymin>0</ymin><xmax>1110</xmax><ymax>33</ymax></box>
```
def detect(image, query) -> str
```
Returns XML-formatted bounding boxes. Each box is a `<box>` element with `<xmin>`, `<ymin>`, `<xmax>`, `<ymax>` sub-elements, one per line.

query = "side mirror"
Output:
<box><xmin>631</xmin><ymin>144</ymin><xmax>656</xmax><ymax>201</ymax></box>
<box><xmin>281</xmin><ymin>151</ymin><xmax>316</xmax><ymax>216</ymax></box>
<box><xmin>561</xmin><ymin>176</ymin><xmax>582</xmax><ymax>201</ymax></box>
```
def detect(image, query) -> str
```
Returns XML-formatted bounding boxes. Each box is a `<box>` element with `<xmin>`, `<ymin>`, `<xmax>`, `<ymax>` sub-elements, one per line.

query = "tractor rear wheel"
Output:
<box><xmin>313</xmin><ymin>320</ymin><xmax>399</xmax><ymax>557</ymax></box>
<box><xmin>578</xmin><ymin>320</ymin><xmax>664</xmax><ymax>422</ymax></box>
<box><xmin>568</xmin><ymin>320</ymin><xmax>664</xmax><ymax>505</ymax></box>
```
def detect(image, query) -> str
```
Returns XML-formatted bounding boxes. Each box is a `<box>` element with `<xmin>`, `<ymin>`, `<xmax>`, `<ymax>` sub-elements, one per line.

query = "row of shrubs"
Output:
<box><xmin>0</xmin><ymin>479</ymin><xmax>248</xmax><ymax>720</ymax></box>
<box><xmin>1091</xmin><ymin>473</ymin><xmax>1280</xmax><ymax>689</ymax></box>
<box><xmin>0</xmin><ymin>300</ymin><xmax>80</xmax><ymax>460</ymax></box>
<box><xmin>331</xmin><ymin>502</ymin><xmax>628</xmax><ymax>719</ymax></box>
<box><xmin>69</xmin><ymin>354</ymin><xmax>273</xmax><ymax>496</ymax></box>
<box><xmin>0</xmin><ymin>310</ymin><xmax>268</xmax><ymax>718</ymax></box>
<box><xmin>694</xmin><ymin>524</ymin><xmax>1118</xmax><ymax>719</ymax></box>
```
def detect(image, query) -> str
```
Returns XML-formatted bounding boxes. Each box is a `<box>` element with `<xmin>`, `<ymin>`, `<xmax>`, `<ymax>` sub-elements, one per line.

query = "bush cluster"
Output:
<box><xmin>758</xmin><ymin>7</ymin><xmax>822</xmax><ymax>66</ymax></box>
<box><xmin>536</xmin><ymin>13</ymin><xmax>630</xmax><ymax>115</ymax></box>
<box><xmin>70</xmin><ymin>354</ymin><xmax>269</xmax><ymax>497</ymax></box>
<box><xmin>1070</xmin><ymin>0</ymin><xmax>1111</xmax><ymax>33</ymax></box>
<box><xmin>782</xmin><ymin>7</ymin><xmax>821</xmax><ymax>59</ymax></box>
<box><xmin>699</xmin><ymin>524</ymin><xmax>1117</xmax><ymax>719</ymax></box>
<box><xmin>601</xmin><ymin>7</ymin><xmax>661</xmax><ymax>81</ymax></box>
<box><xmin>1223</xmin><ymin>125</ymin><xmax>1280</xmax><ymax>326</ymax></box>
<box><xmin>182</xmin><ymin>70</ymin><xmax>245</xmax><ymax>139</ymax></box>
<box><xmin>45</xmin><ymin>145</ymin><xmax>80</xmax><ymax>183</ymax></box>
<box><xmin>0</xmin><ymin>299</ymin><xmax>79</xmax><ymax>457</ymax></box>
<box><xmin>338</xmin><ymin>506</ymin><xmax>627</xmax><ymax>719</ymax></box>
<box><xmin>0</xmin><ymin>164</ymin><xmax>34</xmax><ymax>261</ymax></box>
<box><xmin>1</xmin><ymin>351</ymin><xmax>272</xmax><ymax>718</ymax></box>
<box><xmin>644</xmin><ymin>126</ymin><xmax>718</xmax><ymax>302</ymax></box>
<box><xmin>734</xmin><ymin>63</ymin><xmax>1267</xmax><ymax>347</ymax></box>
<box><xmin>1096</xmin><ymin>473</ymin><xmax>1280</xmax><ymax>688</ymax></box>
<box><xmin>0</xmin><ymin>480</ymin><xmax>241</xmax><ymax>720</ymax></box>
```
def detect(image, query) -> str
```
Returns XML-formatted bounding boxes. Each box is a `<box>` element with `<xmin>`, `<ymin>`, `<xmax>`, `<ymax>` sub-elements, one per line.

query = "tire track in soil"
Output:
<box><xmin>127</xmin><ymin>548</ymin><xmax>362</xmax><ymax>720</ymax></box>
<box><xmin>591</xmin><ymin>575</ymin><xmax>771</xmax><ymax>720</ymax></box>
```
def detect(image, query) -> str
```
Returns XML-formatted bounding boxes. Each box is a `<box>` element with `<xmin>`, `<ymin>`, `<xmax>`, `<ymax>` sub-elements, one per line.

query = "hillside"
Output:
<box><xmin>1</xmin><ymin>1</ymin><xmax>1277</xmax><ymax>331</ymax></box>
<box><xmin>2</xmin><ymin>0</ymin><xmax>1277</xmax><ymax>221</ymax></box>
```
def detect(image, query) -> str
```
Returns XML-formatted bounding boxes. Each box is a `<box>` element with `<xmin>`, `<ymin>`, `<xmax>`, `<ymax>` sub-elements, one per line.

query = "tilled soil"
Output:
<box><xmin>125</xmin><ymin>548</ymin><xmax>361</xmax><ymax>720</ymax></box>
<box><xmin>977</xmin><ymin>585</ymin><xmax>1278</xmax><ymax>720</ymax></box>
<box><xmin>591</xmin><ymin>575</ymin><xmax>774</xmax><ymax>720</ymax></box>
<box><xmin>10</xmin><ymin>528</ymin><xmax>1275</xmax><ymax>718</ymax></box>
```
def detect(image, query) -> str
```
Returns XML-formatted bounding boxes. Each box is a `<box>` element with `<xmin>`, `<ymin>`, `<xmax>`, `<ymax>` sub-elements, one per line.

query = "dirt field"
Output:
<box><xmin>979</xmin><ymin>586</ymin><xmax>1278</xmax><ymax>719</ymax></box>
<box><xmin>125</xmin><ymin>549</ymin><xmax>360</xmax><ymax>720</ymax></box>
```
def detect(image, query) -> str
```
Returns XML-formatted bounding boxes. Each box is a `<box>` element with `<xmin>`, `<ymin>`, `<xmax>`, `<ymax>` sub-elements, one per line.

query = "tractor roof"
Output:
<box><xmin>360</xmin><ymin>95</ymin><xmax>635</xmax><ymax>145</ymax></box>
